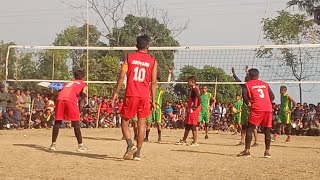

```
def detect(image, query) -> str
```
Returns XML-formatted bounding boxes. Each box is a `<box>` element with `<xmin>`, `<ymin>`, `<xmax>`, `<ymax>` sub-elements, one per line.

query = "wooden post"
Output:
<box><xmin>28</xmin><ymin>99</ymin><xmax>35</xmax><ymax>129</ymax></box>
<box><xmin>96</xmin><ymin>102</ymin><xmax>102</xmax><ymax>128</ymax></box>
<box><xmin>214</xmin><ymin>76</ymin><xmax>218</xmax><ymax>102</ymax></box>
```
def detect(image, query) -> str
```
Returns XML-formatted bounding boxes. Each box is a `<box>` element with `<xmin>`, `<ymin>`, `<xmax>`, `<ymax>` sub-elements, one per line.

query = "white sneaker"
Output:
<box><xmin>49</xmin><ymin>144</ymin><xmax>57</xmax><ymax>151</ymax></box>
<box><xmin>77</xmin><ymin>145</ymin><xmax>90</xmax><ymax>152</ymax></box>
<box><xmin>187</xmin><ymin>142</ymin><xmax>199</xmax><ymax>147</ymax></box>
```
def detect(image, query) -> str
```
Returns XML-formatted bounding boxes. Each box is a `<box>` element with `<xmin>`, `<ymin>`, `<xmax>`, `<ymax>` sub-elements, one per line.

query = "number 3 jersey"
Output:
<box><xmin>56</xmin><ymin>80</ymin><xmax>86</xmax><ymax>105</ymax></box>
<box><xmin>245</xmin><ymin>79</ymin><xmax>272</xmax><ymax>112</ymax></box>
<box><xmin>125</xmin><ymin>51</ymin><xmax>156</xmax><ymax>98</ymax></box>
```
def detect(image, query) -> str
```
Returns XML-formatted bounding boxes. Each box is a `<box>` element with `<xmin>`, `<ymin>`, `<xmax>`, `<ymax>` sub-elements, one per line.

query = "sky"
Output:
<box><xmin>1</xmin><ymin>0</ymin><xmax>317</xmax><ymax>104</ymax></box>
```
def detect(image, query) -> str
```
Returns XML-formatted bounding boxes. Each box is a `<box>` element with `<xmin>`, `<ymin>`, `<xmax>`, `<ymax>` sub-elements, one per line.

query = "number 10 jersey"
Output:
<box><xmin>125</xmin><ymin>51</ymin><xmax>156</xmax><ymax>98</ymax></box>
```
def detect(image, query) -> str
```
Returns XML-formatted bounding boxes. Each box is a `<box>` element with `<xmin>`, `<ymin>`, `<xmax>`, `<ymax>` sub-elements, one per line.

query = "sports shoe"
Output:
<box><xmin>251</xmin><ymin>143</ymin><xmax>259</xmax><ymax>147</ymax></box>
<box><xmin>77</xmin><ymin>145</ymin><xmax>90</xmax><ymax>152</ymax></box>
<box><xmin>285</xmin><ymin>139</ymin><xmax>290</xmax><ymax>143</ymax></box>
<box><xmin>133</xmin><ymin>153</ymin><xmax>141</xmax><ymax>161</ymax></box>
<box><xmin>144</xmin><ymin>138</ymin><xmax>148</xmax><ymax>142</ymax></box>
<box><xmin>175</xmin><ymin>140</ymin><xmax>187</xmax><ymax>145</ymax></box>
<box><xmin>123</xmin><ymin>145</ymin><xmax>138</xmax><ymax>160</ymax></box>
<box><xmin>187</xmin><ymin>142</ymin><xmax>199</xmax><ymax>147</ymax></box>
<box><xmin>237</xmin><ymin>151</ymin><xmax>251</xmax><ymax>157</ymax></box>
<box><xmin>205</xmin><ymin>135</ymin><xmax>209</xmax><ymax>139</ymax></box>
<box><xmin>49</xmin><ymin>144</ymin><xmax>57</xmax><ymax>151</ymax></box>
<box><xmin>236</xmin><ymin>142</ymin><xmax>245</xmax><ymax>146</ymax></box>
<box><xmin>157</xmin><ymin>138</ymin><xmax>161</xmax><ymax>144</ymax></box>
<box><xmin>264</xmin><ymin>152</ymin><xmax>271</xmax><ymax>158</ymax></box>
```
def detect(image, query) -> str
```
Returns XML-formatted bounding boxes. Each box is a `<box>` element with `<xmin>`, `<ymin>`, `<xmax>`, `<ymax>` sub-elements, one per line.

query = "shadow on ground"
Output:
<box><xmin>13</xmin><ymin>144</ymin><xmax>124</xmax><ymax>161</ymax></box>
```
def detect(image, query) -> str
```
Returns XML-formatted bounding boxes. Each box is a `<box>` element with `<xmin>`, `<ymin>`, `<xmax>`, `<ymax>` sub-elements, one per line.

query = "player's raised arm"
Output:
<box><xmin>242</xmin><ymin>86</ymin><xmax>250</xmax><ymax>106</ymax></box>
<box><xmin>151</xmin><ymin>60</ymin><xmax>158</xmax><ymax>110</ymax></box>
<box><xmin>232</xmin><ymin>67</ymin><xmax>241</xmax><ymax>82</ymax></box>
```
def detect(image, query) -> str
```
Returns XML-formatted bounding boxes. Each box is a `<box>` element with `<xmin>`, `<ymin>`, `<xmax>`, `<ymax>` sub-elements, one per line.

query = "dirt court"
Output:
<box><xmin>0</xmin><ymin>128</ymin><xmax>319</xmax><ymax>180</ymax></box>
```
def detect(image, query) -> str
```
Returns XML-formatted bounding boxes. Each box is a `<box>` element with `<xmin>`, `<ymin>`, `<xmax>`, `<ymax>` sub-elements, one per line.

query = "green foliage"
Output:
<box><xmin>263</xmin><ymin>10</ymin><xmax>315</xmax><ymax>44</ymax></box>
<box><xmin>0</xmin><ymin>41</ymin><xmax>16</xmax><ymax>80</ymax></box>
<box><xmin>287</xmin><ymin>0</ymin><xmax>320</xmax><ymax>16</ymax></box>
<box><xmin>260</xmin><ymin>10</ymin><xmax>318</xmax><ymax>102</ymax></box>
<box><xmin>54</xmin><ymin>24</ymin><xmax>105</xmax><ymax>72</ymax></box>
<box><xmin>174</xmin><ymin>65</ymin><xmax>240</xmax><ymax>103</ymax></box>
<box><xmin>109</xmin><ymin>14</ymin><xmax>179</xmax><ymax>82</ymax></box>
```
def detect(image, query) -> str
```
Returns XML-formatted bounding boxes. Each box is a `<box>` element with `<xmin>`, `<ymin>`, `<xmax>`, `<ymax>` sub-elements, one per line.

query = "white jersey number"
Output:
<box><xmin>133</xmin><ymin>67</ymin><xmax>146</xmax><ymax>82</ymax></box>
<box><xmin>257</xmin><ymin>88</ymin><xmax>265</xmax><ymax>98</ymax></box>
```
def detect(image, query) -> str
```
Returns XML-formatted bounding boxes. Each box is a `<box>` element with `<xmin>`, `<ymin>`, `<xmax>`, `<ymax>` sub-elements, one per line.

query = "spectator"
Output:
<box><xmin>2</xmin><ymin>108</ymin><xmax>20</xmax><ymax>129</ymax></box>
<box><xmin>24</xmin><ymin>89</ymin><xmax>32</xmax><ymax>111</ymax></box>
<box><xmin>33</xmin><ymin>93</ymin><xmax>45</xmax><ymax>112</ymax></box>
<box><xmin>89</xmin><ymin>95</ymin><xmax>98</xmax><ymax>113</ymax></box>
<box><xmin>0</xmin><ymin>83</ymin><xmax>9</xmax><ymax>114</ymax></box>
<box><xmin>309</xmin><ymin>119</ymin><xmax>320</xmax><ymax>136</ymax></box>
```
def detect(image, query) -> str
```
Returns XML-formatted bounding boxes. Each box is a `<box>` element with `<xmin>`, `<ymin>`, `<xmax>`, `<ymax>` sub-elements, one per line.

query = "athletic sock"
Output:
<box><xmin>126</xmin><ymin>139</ymin><xmax>133</xmax><ymax>148</ymax></box>
<box><xmin>135</xmin><ymin>147</ymin><xmax>142</xmax><ymax>157</ymax></box>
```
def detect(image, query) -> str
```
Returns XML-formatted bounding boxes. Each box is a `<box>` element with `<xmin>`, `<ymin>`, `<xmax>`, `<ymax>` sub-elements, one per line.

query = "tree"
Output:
<box><xmin>258</xmin><ymin>10</ymin><xmax>320</xmax><ymax>103</ymax></box>
<box><xmin>174</xmin><ymin>65</ymin><xmax>240</xmax><ymax>103</ymax></box>
<box><xmin>109</xmin><ymin>14</ymin><xmax>179</xmax><ymax>81</ymax></box>
<box><xmin>14</xmin><ymin>53</ymin><xmax>38</xmax><ymax>89</ymax></box>
<box><xmin>37</xmin><ymin>50</ymin><xmax>70</xmax><ymax>81</ymax></box>
<box><xmin>0</xmin><ymin>41</ymin><xmax>16</xmax><ymax>80</ymax></box>
<box><xmin>287</xmin><ymin>0</ymin><xmax>320</xmax><ymax>16</ymax></box>
<box><xmin>54</xmin><ymin>24</ymin><xmax>105</xmax><ymax>72</ymax></box>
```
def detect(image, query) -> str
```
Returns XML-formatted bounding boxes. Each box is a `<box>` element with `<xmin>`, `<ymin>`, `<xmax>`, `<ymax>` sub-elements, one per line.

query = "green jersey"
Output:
<box><xmin>200</xmin><ymin>92</ymin><xmax>212</xmax><ymax>112</ymax></box>
<box><xmin>155</xmin><ymin>87</ymin><xmax>164</xmax><ymax>109</ymax></box>
<box><xmin>280</xmin><ymin>93</ymin><xmax>292</xmax><ymax>114</ymax></box>
<box><xmin>234</xmin><ymin>100</ymin><xmax>243</xmax><ymax>115</ymax></box>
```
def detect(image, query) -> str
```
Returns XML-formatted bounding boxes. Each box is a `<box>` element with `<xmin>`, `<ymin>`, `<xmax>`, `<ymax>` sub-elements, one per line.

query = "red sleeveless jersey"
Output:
<box><xmin>56</xmin><ymin>80</ymin><xmax>86</xmax><ymax>105</ymax></box>
<box><xmin>187</xmin><ymin>85</ymin><xmax>200</xmax><ymax>111</ymax></box>
<box><xmin>125</xmin><ymin>51</ymin><xmax>156</xmax><ymax>97</ymax></box>
<box><xmin>245</xmin><ymin>79</ymin><xmax>272</xmax><ymax>112</ymax></box>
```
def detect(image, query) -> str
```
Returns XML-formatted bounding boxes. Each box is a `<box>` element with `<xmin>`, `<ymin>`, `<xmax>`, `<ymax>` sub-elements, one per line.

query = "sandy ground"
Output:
<box><xmin>0</xmin><ymin>128</ymin><xmax>319</xmax><ymax>180</ymax></box>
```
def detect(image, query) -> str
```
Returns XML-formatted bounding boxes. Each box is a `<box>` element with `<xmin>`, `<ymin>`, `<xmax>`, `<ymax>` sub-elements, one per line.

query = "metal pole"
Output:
<box><xmin>86</xmin><ymin>0</ymin><xmax>90</xmax><ymax>100</ymax></box>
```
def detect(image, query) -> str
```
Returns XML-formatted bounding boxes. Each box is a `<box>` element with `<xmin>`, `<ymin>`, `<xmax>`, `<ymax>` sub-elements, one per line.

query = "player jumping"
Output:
<box><xmin>49</xmin><ymin>70</ymin><xmax>89</xmax><ymax>152</ymax></box>
<box><xmin>112</xmin><ymin>35</ymin><xmax>157</xmax><ymax>161</ymax></box>
<box><xmin>238</xmin><ymin>68</ymin><xmax>274</xmax><ymax>158</ymax></box>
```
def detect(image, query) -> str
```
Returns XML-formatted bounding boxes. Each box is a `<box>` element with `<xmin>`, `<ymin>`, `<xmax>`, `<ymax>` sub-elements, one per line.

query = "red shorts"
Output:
<box><xmin>55</xmin><ymin>100</ymin><xmax>80</xmax><ymax>121</ymax></box>
<box><xmin>120</xmin><ymin>96</ymin><xmax>150</xmax><ymax>119</ymax></box>
<box><xmin>248</xmin><ymin>111</ymin><xmax>272</xmax><ymax>128</ymax></box>
<box><xmin>185</xmin><ymin>107</ymin><xmax>201</xmax><ymax>125</ymax></box>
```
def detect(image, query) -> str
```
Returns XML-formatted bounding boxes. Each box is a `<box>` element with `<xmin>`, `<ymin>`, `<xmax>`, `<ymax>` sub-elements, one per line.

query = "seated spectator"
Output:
<box><xmin>33</xmin><ymin>93</ymin><xmax>45</xmax><ymax>112</ymax></box>
<box><xmin>2</xmin><ymin>108</ymin><xmax>21</xmax><ymax>129</ymax></box>
<box><xmin>310</xmin><ymin>119</ymin><xmax>320</xmax><ymax>136</ymax></box>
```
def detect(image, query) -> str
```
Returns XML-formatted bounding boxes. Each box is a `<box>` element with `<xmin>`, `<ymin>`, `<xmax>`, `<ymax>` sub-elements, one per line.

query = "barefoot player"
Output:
<box><xmin>238</xmin><ymin>68</ymin><xmax>274</xmax><ymax>158</ymax></box>
<box><xmin>176</xmin><ymin>76</ymin><xmax>201</xmax><ymax>146</ymax></box>
<box><xmin>49</xmin><ymin>70</ymin><xmax>89</xmax><ymax>152</ymax></box>
<box><xmin>112</xmin><ymin>35</ymin><xmax>157</xmax><ymax>161</ymax></box>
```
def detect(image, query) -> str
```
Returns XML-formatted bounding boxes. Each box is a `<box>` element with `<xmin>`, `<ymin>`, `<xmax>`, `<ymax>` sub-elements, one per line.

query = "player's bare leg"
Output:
<box><xmin>72</xmin><ymin>121</ymin><xmax>89</xmax><ymax>152</ymax></box>
<box><xmin>285</xmin><ymin>124</ymin><xmax>291</xmax><ymax>143</ymax></box>
<box><xmin>238</xmin><ymin>123</ymin><xmax>255</xmax><ymax>157</ymax></box>
<box><xmin>133</xmin><ymin>118</ymin><xmax>146</xmax><ymax>161</ymax></box>
<box><xmin>204</xmin><ymin>123</ymin><xmax>209</xmax><ymax>139</ymax></box>
<box><xmin>122</xmin><ymin>118</ymin><xmax>137</xmax><ymax>160</ymax></box>
<box><xmin>263</xmin><ymin>127</ymin><xmax>272</xmax><ymax>158</ymax></box>
<box><xmin>157</xmin><ymin>122</ymin><xmax>162</xmax><ymax>143</ymax></box>
<box><xmin>144</xmin><ymin>122</ymin><xmax>152</xmax><ymax>142</ymax></box>
<box><xmin>251</xmin><ymin>128</ymin><xmax>259</xmax><ymax>147</ymax></box>
<box><xmin>239</xmin><ymin>128</ymin><xmax>245</xmax><ymax>145</ymax></box>
<box><xmin>187</xmin><ymin>125</ymin><xmax>199</xmax><ymax>146</ymax></box>
<box><xmin>50</xmin><ymin>120</ymin><xmax>62</xmax><ymax>151</ymax></box>
<box><xmin>132</xmin><ymin>121</ymin><xmax>138</xmax><ymax>141</ymax></box>
<box><xmin>176</xmin><ymin>125</ymin><xmax>190</xmax><ymax>145</ymax></box>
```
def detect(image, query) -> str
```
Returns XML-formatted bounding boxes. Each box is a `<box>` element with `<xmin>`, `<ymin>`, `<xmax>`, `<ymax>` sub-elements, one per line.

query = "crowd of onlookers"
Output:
<box><xmin>0</xmin><ymin>85</ymin><xmax>319</xmax><ymax>136</ymax></box>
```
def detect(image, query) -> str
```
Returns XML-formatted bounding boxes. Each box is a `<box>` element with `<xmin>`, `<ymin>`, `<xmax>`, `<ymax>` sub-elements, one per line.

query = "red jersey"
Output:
<box><xmin>187</xmin><ymin>85</ymin><xmax>200</xmax><ymax>112</ymax></box>
<box><xmin>245</xmin><ymin>79</ymin><xmax>272</xmax><ymax>112</ymax></box>
<box><xmin>117</xmin><ymin>102</ymin><xmax>123</xmax><ymax>112</ymax></box>
<box><xmin>56</xmin><ymin>80</ymin><xmax>86</xmax><ymax>105</ymax></box>
<box><xmin>125</xmin><ymin>51</ymin><xmax>156</xmax><ymax>97</ymax></box>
